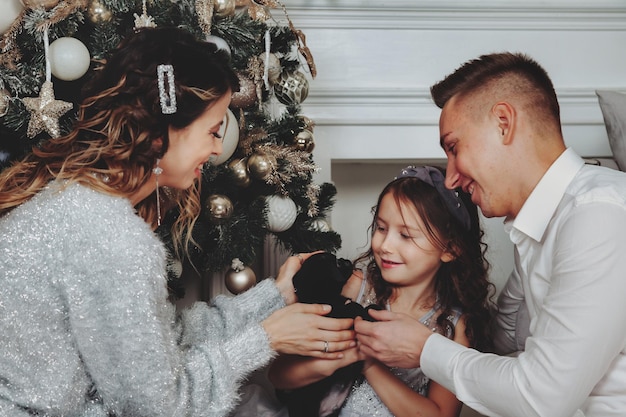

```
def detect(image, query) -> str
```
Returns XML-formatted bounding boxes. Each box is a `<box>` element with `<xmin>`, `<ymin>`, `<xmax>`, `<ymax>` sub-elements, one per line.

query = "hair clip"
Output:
<box><xmin>157</xmin><ymin>64</ymin><xmax>177</xmax><ymax>114</ymax></box>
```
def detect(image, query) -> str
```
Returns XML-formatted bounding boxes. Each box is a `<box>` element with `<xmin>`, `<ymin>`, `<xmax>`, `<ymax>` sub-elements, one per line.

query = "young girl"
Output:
<box><xmin>269</xmin><ymin>165</ymin><xmax>494</xmax><ymax>417</ymax></box>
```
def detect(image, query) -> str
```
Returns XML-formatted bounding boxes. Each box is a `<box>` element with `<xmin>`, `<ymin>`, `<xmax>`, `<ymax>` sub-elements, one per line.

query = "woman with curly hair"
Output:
<box><xmin>268</xmin><ymin>165</ymin><xmax>495</xmax><ymax>417</ymax></box>
<box><xmin>0</xmin><ymin>27</ymin><xmax>354</xmax><ymax>417</ymax></box>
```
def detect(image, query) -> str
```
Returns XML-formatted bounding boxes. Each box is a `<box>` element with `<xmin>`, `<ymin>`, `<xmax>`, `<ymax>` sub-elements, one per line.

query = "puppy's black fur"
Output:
<box><xmin>278</xmin><ymin>252</ymin><xmax>383</xmax><ymax>417</ymax></box>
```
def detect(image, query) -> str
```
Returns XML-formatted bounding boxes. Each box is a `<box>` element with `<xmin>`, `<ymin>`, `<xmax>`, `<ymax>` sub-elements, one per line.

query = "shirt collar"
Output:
<box><xmin>509</xmin><ymin>148</ymin><xmax>584</xmax><ymax>242</ymax></box>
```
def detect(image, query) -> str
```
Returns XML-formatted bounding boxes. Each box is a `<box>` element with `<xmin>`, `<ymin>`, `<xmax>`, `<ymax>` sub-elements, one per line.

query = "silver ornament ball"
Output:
<box><xmin>225</xmin><ymin>259</ymin><xmax>256</xmax><ymax>294</ymax></box>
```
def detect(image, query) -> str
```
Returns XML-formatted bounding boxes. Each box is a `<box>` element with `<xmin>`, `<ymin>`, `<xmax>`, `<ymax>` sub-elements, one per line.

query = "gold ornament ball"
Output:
<box><xmin>230</xmin><ymin>73</ymin><xmax>257</xmax><ymax>109</ymax></box>
<box><xmin>22</xmin><ymin>0</ymin><xmax>59</xmax><ymax>9</ymax></box>
<box><xmin>204</xmin><ymin>194</ymin><xmax>234</xmax><ymax>223</ymax></box>
<box><xmin>299</xmin><ymin>115</ymin><xmax>315</xmax><ymax>132</ymax></box>
<box><xmin>247</xmin><ymin>153</ymin><xmax>276</xmax><ymax>180</ymax></box>
<box><xmin>294</xmin><ymin>129</ymin><xmax>315</xmax><ymax>152</ymax></box>
<box><xmin>225</xmin><ymin>265</ymin><xmax>257</xmax><ymax>294</ymax></box>
<box><xmin>259</xmin><ymin>52</ymin><xmax>282</xmax><ymax>84</ymax></box>
<box><xmin>214</xmin><ymin>0</ymin><xmax>236</xmax><ymax>18</ymax></box>
<box><xmin>0</xmin><ymin>88</ymin><xmax>10</xmax><ymax>116</ymax></box>
<box><xmin>274</xmin><ymin>71</ymin><xmax>309</xmax><ymax>105</ymax></box>
<box><xmin>228</xmin><ymin>158</ymin><xmax>251</xmax><ymax>187</ymax></box>
<box><xmin>87</xmin><ymin>0</ymin><xmax>113</xmax><ymax>23</ymax></box>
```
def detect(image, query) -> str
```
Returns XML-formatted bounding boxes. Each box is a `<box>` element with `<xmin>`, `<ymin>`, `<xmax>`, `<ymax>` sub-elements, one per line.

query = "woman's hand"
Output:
<box><xmin>262</xmin><ymin>303</ymin><xmax>356</xmax><ymax>358</ymax></box>
<box><xmin>274</xmin><ymin>251</ymin><xmax>322</xmax><ymax>305</ymax></box>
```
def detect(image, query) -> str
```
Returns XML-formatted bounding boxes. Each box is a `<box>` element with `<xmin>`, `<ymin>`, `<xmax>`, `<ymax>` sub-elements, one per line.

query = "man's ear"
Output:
<box><xmin>492</xmin><ymin>102</ymin><xmax>515</xmax><ymax>145</ymax></box>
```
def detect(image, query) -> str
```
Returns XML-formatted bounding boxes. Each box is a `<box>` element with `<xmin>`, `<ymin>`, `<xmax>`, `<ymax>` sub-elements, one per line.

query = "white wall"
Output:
<box><xmin>274</xmin><ymin>0</ymin><xmax>626</xmax><ymax>293</ymax></box>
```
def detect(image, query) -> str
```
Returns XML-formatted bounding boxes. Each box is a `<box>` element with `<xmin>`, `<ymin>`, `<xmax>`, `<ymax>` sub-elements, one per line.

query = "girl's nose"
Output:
<box><xmin>379</xmin><ymin>234</ymin><xmax>394</xmax><ymax>254</ymax></box>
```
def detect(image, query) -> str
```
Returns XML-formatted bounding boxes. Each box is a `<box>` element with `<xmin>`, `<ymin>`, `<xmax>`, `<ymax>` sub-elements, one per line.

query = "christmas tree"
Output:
<box><xmin>0</xmin><ymin>0</ymin><xmax>341</xmax><ymax>296</ymax></box>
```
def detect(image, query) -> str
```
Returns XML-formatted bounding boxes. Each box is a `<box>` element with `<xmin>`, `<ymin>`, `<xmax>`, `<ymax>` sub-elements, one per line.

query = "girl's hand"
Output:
<box><xmin>360</xmin><ymin>355</ymin><xmax>377</xmax><ymax>375</ymax></box>
<box><xmin>274</xmin><ymin>251</ymin><xmax>323</xmax><ymax>305</ymax></box>
<box><xmin>262</xmin><ymin>303</ymin><xmax>356</xmax><ymax>358</ymax></box>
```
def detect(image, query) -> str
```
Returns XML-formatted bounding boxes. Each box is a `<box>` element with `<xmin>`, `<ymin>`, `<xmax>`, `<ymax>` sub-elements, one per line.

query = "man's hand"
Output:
<box><xmin>354</xmin><ymin>309</ymin><xmax>433</xmax><ymax>368</ymax></box>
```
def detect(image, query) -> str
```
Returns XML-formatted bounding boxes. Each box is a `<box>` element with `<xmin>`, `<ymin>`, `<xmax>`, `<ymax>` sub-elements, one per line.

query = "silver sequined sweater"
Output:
<box><xmin>0</xmin><ymin>182</ymin><xmax>284</xmax><ymax>417</ymax></box>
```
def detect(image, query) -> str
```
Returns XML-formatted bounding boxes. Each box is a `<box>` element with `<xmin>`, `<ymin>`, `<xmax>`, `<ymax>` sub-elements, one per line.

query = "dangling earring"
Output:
<box><xmin>153</xmin><ymin>159</ymin><xmax>163</xmax><ymax>226</ymax></box>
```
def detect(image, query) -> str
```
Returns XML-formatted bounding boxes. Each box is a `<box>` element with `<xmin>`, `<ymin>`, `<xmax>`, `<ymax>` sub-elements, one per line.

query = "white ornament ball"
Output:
<box><xmin>310</xmin><ymin>218</ymin><xmax>331</xmax><ymax>233</ymax></box>
<box><xmin>206</xmin><ymin>35</ymin><xmax>231</xmax><ymax>56</ymax></box>
<box><xmin>49</xmin><ymin>37</ymin><xmax>91</xmax><ymax>81</ymax></box>
<box><xmin>211</xmin><ymin>108</ymin><xmax>239</xmax><ymax>165</ymax></box>
<box><xmin>0</xmin><ymin>0</ymin><xmax>23</xmax><ymax>35</ymax></box>
<box><xmin>266</xmin><ymin>195</ymin><xmax>298</xmax><ymax>233</ymax></box>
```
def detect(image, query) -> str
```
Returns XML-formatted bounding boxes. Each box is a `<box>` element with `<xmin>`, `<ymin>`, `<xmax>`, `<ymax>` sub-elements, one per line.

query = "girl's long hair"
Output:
<box><xmin>0</xmin><ymin>27</ymin><xmax>239</xmax><ymax>258</ymax></box>
<box><xmin>355</xmin><ymin>174</ymin><xmax>496</xmax><ymax>352</ymax></box>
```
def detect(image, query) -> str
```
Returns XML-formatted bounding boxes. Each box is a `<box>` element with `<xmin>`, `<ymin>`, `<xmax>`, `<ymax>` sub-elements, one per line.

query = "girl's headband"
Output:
<box><xmin>395</xmin><ymin>166</ymin><xmax>471</xmax><ymax>231</ymax></box>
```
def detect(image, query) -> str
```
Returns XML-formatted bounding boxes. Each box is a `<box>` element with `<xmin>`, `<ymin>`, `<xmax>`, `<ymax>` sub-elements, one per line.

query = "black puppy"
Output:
<box><xmin>278</xmin><ymin>252</ymin><xmax>383</xmax><ymax>417</ymax></box>
<box><xmin>292</xmin><ymin>252</ymin><xmax>381</xmax><ymax>321</ymax></box>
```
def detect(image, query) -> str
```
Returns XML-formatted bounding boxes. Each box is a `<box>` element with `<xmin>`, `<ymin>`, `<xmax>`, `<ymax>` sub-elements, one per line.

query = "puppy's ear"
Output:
<box><xmin>336</xmin><ymin>257</ymin><xmax>354</xmax><ymax>279</ymax></box>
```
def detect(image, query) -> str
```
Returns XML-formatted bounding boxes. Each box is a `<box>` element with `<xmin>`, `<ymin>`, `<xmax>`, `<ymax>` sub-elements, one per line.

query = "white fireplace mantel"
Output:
<box><xmin>272</xmin><ymin>0</ymin><xmax>626</xmax><ymax>182</ymax></box>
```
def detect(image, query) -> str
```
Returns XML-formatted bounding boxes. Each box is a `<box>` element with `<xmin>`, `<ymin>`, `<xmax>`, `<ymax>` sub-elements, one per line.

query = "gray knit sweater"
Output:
<box><xmin>0</xmin><ymin>182</ymin><xmax>284</xmax><ymax>416</ymax></box>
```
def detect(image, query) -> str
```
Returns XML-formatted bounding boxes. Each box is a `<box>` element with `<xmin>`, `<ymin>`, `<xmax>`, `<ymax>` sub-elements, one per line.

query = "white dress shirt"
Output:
<box><xmin>421</xmin><ymin>148</ymin><xmax>626</xmax><ymax>417</ymax></box>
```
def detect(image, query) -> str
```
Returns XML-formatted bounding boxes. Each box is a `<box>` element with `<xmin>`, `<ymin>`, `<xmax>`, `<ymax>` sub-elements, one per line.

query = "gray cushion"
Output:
<box><xmin>596</xmin><ymin>90</ymin><xmax>626</xmax><ymax>171</ymax></box>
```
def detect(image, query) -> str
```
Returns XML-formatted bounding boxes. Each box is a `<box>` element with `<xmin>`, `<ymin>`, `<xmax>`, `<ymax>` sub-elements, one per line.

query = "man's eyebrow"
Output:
<box><xmin>440</xmin><ymin>132</ymin><xmax>451</xmax><ymax>149</ymax></box>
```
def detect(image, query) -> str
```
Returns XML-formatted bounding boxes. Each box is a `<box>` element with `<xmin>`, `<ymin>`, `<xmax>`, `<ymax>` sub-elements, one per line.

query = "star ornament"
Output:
<box><xmin>23</xmin><ymin>81</ymin><xmax>73</xmax><ymax>138</ymax></box>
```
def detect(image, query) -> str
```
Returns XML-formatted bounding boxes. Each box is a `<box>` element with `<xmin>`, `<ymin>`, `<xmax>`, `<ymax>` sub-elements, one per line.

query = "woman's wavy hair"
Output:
<box><xmin>0</xmin><ymin>27</ymin><xmax>239</xmax><ymax>257</ymax></box>
<box><xmin>354</xmin><ymin>171</ymin><xmax>496</xmax><ymax>352</ymax></box>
